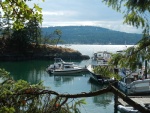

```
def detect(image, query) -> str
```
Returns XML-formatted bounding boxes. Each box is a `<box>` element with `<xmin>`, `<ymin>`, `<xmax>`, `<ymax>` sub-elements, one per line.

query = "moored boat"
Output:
<box><xmin>87</xmin><ymin>64</ymin><xmax>114</xmax><ymax>84</ymax></box>
<box><xmin>118</xmin><ymin>76</ymin><xmax>150</xmax><ymax>95</ymax></box>
<box><xmin>117</xmin><ymin>105</ymin><xmax>140</xmax><ymax>113</ymax></box>
<box><xmin>92</xmin><ymin>51</ymin><xmax>111</xmax><ymax>63</ymax></box>
<box><xmin>87</xmin><ymin>51</ymin><xmax>115</xmax><ymax>84</ymax></box>
<box><xmin>118</xmin><ymin>67</ymin><xmax>150</xmax><ymax>95</ymax></box>
<box><xmin>46</xmin><ymin>58</ymin><xmax>86</xmax><ymax>75</ymax></box>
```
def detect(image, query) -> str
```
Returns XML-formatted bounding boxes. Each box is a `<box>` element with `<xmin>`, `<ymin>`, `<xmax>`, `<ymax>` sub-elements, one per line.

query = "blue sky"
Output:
<box><xmin>28</xmin><ymin>0</ymin><xmax>142</xmax><ymax>33</ymax></box>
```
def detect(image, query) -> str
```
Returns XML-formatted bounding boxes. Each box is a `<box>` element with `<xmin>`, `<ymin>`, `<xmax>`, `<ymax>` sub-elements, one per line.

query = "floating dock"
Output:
<box><xmin>118</xmin><ymin>96</ymin><xmax>150</xmax><ymax>106</ymax></box>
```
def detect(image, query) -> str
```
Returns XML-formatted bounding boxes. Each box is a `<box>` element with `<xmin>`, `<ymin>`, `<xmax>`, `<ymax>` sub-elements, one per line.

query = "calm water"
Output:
<box><xmin>0</xmin><ymin>45</ymin><xmax>131</xmax><ymax>113</ymax></box>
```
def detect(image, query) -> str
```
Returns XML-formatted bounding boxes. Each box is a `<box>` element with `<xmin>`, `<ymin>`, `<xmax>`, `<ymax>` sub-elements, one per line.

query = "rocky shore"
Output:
<box><xmin>0</xmin><ymin>44</ymin><xmax>90</xmax><ymax>61</ymax></box>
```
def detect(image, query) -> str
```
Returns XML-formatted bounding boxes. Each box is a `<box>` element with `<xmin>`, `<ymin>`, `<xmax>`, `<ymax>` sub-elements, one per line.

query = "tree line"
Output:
<box><xmin>0</xmin><ymin>0</ymin><xmax>150</xmax><ymax>113</ymax></box>
<box><xmin>42</xmin><ymin>26</ymin><xmax>142</xmax><ymax>45</ymax></box>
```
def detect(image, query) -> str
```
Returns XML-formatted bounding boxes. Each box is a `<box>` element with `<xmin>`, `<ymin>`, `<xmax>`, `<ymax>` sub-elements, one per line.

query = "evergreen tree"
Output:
<box><xmin>26</xmin><ymin>17</ymin><xmax>41</xmax><ymax>45</ymax></box>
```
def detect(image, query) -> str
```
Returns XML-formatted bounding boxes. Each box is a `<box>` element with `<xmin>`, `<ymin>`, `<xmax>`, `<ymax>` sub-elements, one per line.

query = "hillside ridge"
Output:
<box><xmin>41</xmin><ymin>26</ymin><xmax>142</xmax><ymax>45</ymax></box>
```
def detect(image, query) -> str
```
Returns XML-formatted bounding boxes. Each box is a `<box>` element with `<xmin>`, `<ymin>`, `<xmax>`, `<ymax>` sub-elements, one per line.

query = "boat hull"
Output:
<box><xmin>118</xmin><ymin>79</ymin><xmax>150</xmax><ymax>95</ymax></box>
<box><xmin>46</xmin><ymin>58</ymin><xmax>87</xmax><ymax>75</ymax></box>
<box><xmin>117</xmin><ymin>105</ymin><xmax>140</xmax><ymax>113</ymax></box>
<box><xmin>52</xmin><ymin>68</ymin><xmax>84</xmax><ymax>75</ymax></box>
<box><xmin>87</xmin><ymin>64</ymin><xmax>115</xmax><ymax>84</ymax></box>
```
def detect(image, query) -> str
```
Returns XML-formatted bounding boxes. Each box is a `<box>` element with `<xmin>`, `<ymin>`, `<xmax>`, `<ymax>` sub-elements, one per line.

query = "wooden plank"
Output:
<box><xmin>118</xmin><ymin>96</ymin><xmax>150</xmax><ymax>106</ymax></box>
<box><xmin>118</xmin><ymin>98</ymin><xmax>128</xmax><ymax>106</ymax></box>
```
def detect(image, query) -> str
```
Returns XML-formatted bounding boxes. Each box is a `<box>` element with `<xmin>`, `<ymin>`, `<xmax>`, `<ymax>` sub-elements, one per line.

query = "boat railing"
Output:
<box><xmin>127</xmin><ymin>79</ymin><xmax>150</xmax><ymax>92</ymax></box>
<box><xmin>118</xmin><ymin>81</ymin><xmax>130</xmax><ymax>89</ymax></box>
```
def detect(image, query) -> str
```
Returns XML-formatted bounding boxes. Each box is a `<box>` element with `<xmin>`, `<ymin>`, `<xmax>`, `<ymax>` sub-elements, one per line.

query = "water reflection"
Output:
<box><xmin>90</xmin><ymin>83</ymin><xmax>114</xmax><ymax>108</ymax></box>
<box><xmin>0</xmin><ymin>60</ymin><xmax>116</xmax><ymax>113</ymax></box>
<box><xmin>53</xmin><ymin>72</ymin><xmax>89</xmax><ymax>87</ymax></box>
<box><xmin>0</xmin><ymin>60</ymin><xmax>52</xmax><ymax>84</ymax></box>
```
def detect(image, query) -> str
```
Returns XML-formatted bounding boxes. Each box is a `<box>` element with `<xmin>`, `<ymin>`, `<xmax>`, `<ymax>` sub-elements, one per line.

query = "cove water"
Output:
<box><xmin>0</xmin><ymin>45</ymin><xmax>133</xmax><ymax>113</ymax></box>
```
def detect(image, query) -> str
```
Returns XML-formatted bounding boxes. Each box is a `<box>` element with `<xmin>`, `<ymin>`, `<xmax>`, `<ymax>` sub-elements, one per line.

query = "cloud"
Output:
<box><xmin>28</xmin><ymin>0</ymin><xmax>142</xmax><ymax>34</ymax></box>
<box><xmin>42</xmin><ymin>11</ymin><xmax>64</xmax><ymax>16</ymax></box>
<box><xmin>42</xmin><ymin>20</ymin><xmax>142</xmax><ymax>33</ymax></box>
<box><xmin>42</xmin><ymin>11</ymin><xmax>78</xmax><ymax>16</ymax></box>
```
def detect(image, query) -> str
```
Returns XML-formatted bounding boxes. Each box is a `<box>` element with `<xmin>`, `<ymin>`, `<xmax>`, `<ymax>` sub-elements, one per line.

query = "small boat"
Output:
<box><xmin>118</xmin><ymin>76</ymin><xmax>150</xmax><ymax>95</ymax></box>
<box><xmin>87</xmin><ymin>51</ymin><xmax>115</xmax><ymax>84</ymax></box>
<box><xmin>117</xmin><ymin>105</ymin><xmax>140</xmax><ymax>113</ymax></box>
<box><xmin>87</xmin><ymin>64</ymin><xmax>114</xmax><ymax>84</ymax></box>
<box><xmin>92</xmin><ymin>51</ymin><xmax>111</xmax><ymax>63</ymax></box>
<box><xmin>46</xmin><ymin>58</ymin><xmax>85</xmax><ymax>75</ymax></box>
<box><xmin>118</xmin><ymin>68</ymin><xmax>150</xmax><ymax>95</ymax></box>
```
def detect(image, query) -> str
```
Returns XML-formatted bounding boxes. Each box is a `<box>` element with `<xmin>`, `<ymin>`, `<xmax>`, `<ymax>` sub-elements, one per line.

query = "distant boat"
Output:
<box><xmin>64</xmin><ymin>44</ymin><xmax>71</xmax><ymax>47</ymax></box>
<box><xmin>46</xmin><ymin>58</ymin><xmax>86</xmax><ymax>75</ymax></box>
<box><xmin>117</xmin><ymin>105</ymin><xmax>140</xmax><ymax>113</ymax></box>
<box><xmin>91</xmin><ymin>51</ymin><xmax>111</xmax><ymax>63</ymax></box>
<box><xmin>87</xmin><ymin>51</ymin><xmax>114</xmax><ymax>84</ymax></box>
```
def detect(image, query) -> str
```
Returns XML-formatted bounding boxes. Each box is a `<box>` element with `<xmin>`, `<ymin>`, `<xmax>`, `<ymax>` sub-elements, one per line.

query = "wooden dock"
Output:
<box><xmin>118</xmin><ymin>96</ymin><xmax>150</xmax><ymax>106</ymax></box>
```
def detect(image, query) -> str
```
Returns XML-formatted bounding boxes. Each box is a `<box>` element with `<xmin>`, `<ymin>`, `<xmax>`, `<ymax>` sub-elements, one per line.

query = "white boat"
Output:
<box><xmin>46</xmin><ymin>58</ymin><xmax>85</xmax><ymax>75</ymax></box>
<box><xmin>87</xmin><ymin>64</ymin><xmax>115</xmax><ymax>84</ymax></box>
<box><xmin>118</xmin><ymin>105</ymin><xmax>140</xmax><ymax>113</ymax></box>
<box><xmin>116</xmin><ymin>48</ymin><xmax>150</xmax><ymax>95</ymax></box>
<box><xmin>87</xmin><ymin>51</ymin><xmax>114</xmax><ymax>84</ymax></box>
<box><xmin>118</xmin><ymin>72</ymin><xmax>150</xmax><ymax>95</ymax></box>
<box><xmin>92</xmin><ymin>51</ymin><xmax>111</xmax><ymax>63</ymax></box>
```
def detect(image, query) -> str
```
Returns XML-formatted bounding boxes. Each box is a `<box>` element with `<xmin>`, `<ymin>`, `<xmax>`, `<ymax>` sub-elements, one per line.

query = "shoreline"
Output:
<box><xmin>0</xmin><ymin>44</ymin><xmax>90</xmax><ymax>61</ymax></box>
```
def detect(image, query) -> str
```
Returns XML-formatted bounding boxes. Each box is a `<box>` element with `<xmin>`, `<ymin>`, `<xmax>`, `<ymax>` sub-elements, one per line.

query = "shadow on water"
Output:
<box><xmin>0</xmin><ymin>59</ymin><xmax>118</xmax><ymax>113</ymax></box>
<box><xmin>0</xmin><ymin>60</ymin><xmax>53</xmax><ymax>84</ymax></box>
<box><xmin>90</xmin><ymin>84</ymin><xmax>114</xmax><ymax>107</ymax></box>
<box><xmin>49</xmin><ymin>72</ymin><xmax>90</xmax><ymax>87</ymax></box>
<box><xmin>89</xmin><ymin>82</ymin><xmax>120</xmax><ymax>113</ymax></box>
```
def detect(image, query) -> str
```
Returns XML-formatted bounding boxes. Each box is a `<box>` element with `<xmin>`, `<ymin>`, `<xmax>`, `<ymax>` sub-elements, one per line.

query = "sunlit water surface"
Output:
<box><xmin>0</xmin><ymin>45</ymin><xmax>132</xmax><ymax>113</ymax></box>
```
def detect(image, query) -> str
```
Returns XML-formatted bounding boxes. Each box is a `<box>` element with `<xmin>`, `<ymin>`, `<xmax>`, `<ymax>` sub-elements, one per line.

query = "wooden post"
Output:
<box><xmin>114</xmin><ymin>81</ymin><xmax>118</xmax><ymax>113</ymax></box>
<box><xmin>110</xmin><ymin>85</ymin><xmax>150</xmax><ymax>113</ymax></box>
<box><xmin>145</xmin><ymin>60</ymin><xmax>147</xmax><ymax>79</ymax></box>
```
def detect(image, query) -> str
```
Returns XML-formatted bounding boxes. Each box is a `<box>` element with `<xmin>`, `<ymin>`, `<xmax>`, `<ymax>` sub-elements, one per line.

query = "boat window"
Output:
<box><xmin>135</xmin><ymin>82</ymin><xmax>149</xmax><ymax>87</ymax></box>
<box><xmin>64</xmin><ymin>66</ymin><xmax>72</xmax><ymax>68</ymax></box>
<box><xmin>98</xmin><ymin>53</ymin><xmax>103</xmax><ymax>57</ymax></box>
<box><xmin>55</xmin><ymin>58</ymin><xmax>63</xmax><ymax>63</ymax></box>
<box><xmin>125</xmin><ymin>78</ymin><xmax>134</xmax><ymax>84</ymax></box>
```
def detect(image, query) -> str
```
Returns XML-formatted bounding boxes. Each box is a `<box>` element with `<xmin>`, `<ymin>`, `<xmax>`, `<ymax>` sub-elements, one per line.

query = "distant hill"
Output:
<box><xmin>41</xmin><ymin>26</ymin><xmax>142</xmax><ymax>45</ymax></box>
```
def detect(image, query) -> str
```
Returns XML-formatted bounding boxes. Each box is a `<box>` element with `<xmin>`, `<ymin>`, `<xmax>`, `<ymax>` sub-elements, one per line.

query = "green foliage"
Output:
<box><xmin>69</xmin><ymin>99</ymin><xmax>86</xmax><ymax>113</ymax></box>
<box><xmin>103</xmin><ymin>0</ymin><xmax>150</xmax><ymax>34</ymax></box>
<box><xmin>93</xmin><ymin>65</ymin><xmax>121</xmax><ymax>80</ymax></box>
<box><xmin>26</xmin><ymin>17</ymin><xmax>41</xmax><ymax>45</ymax></box>
<box><xmin>0</xmin><ymin>69</ymin><xmax>86</xmax><ymax>113</ymax></box>
<box><xmin>109</xmin><ymin>36</ymin><xmax>150</xmax><ymax>73</ymax></box>
<box><xmin>53</xmin><ymin>29</ymin><xmax>62</xmax><ymax>47</ymax></box>
<box><xmin>40</xmin><ymin>34</ymin><xmax>52</xmax><ymax>44</ymax></box>
<box><xmin>124</xmin><ymin>11</ymin><xmax>145</xmax><ymax>28</ymax></box>
<box><xmin>0</xmin><ymin>107</ymin><xmax>15</xmax><ymax>113</ymax></box>
<box><xmin>104</xmin><ymin>0</ymin><xmax>150</xmax><ymax>74</ymax></box>
<box><xmin>0</xmin><ymin>1</ymin><xmax>43</xmax><ymax>54</ymax></box>
<box><xmin>93</xmin><ymin>66</ymin><xmax>110</xmax><ymax>77</ymax></box>
<box><xmin>0</xmin><ymin>68</ymin><xmax>11</xmax><ymax>79</ymax></box>
<box><xmin>122</xmin><ymin>36</ymin><xmax>150</xmax><ymax>71</ymax></box>
<box><xmin>7</xmin><ymin>17</ymin><xmax>42</xmax><ymax>53</ymax></box>
<box><xmin>41</xmin><ymin>29</ymin><xmax>63</xmax><ymax>45</ymax></box>
<box><xmin>108</xmin><ymin>53</ymin><xmax>124</xmax><ymax>67</ymax></box>
<box><xmin>10</xmin><ymin>28</ymin><xmax>30</xmax><ymax>52</ymax></box>
<box><xmin>0</xmin><ymin>0</ymin><xmax>43</xmax><ymax>29</ymax></box>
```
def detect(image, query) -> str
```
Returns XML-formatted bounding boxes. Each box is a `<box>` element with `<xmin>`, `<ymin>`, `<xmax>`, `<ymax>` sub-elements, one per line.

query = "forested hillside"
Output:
<box><xmin>41</xmin><ymin>26</ymin><xmax>142</xmax><ymax>45</ymax></box>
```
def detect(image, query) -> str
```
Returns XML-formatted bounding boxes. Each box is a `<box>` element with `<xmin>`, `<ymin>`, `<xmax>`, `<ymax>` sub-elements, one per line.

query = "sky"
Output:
<box><xmin>28</xmin><ymin>0</ymin><xmax>142</xmax><ymax>34</ymax></box>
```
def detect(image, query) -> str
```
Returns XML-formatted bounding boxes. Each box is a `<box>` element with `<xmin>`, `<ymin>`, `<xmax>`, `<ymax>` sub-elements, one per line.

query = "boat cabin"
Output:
<box><xmin>118</xmin><ymin>72</ymin><xmax>150</xmax><ymax>95</ymax></box>
<box><xmin>54</xmin><ymin>58</ymin><xmax>64</xmax><ymax>63</ymax></box>
<box><xmin>92</xmin><ymin>51</ymin><xmax>111</xmax><ymax>65</ymax></box>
